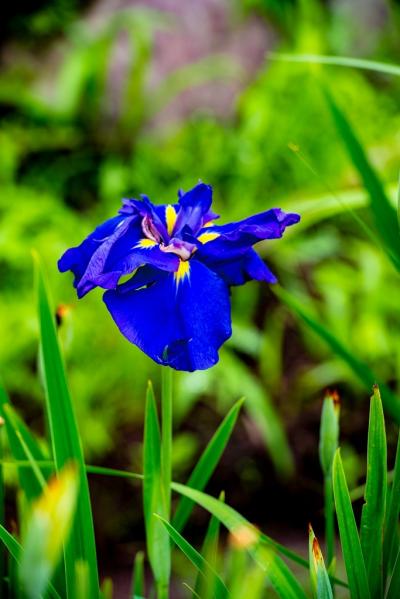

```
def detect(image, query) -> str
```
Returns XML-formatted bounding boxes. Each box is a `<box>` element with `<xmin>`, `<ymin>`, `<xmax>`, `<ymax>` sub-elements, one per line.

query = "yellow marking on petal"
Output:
<box><xmin>165</xmin><ymin>204</ymin><xmax>177</xmax><ymax>236</ymax></box>
<box><xmin>174</xmin><ymin>260</ymin><xmax>190</xmax><ymax>284</ymax></box>
<box><xmin>135</xmin><ymin>238</ymin><xmax>158</xmax><ymax>249</ymax></box>
<box><xmin>203</xmin><ymin>221</ymin><xmax>214</xmax><ymax>227</ymax></box>
<box><xmin>197</xmin><ymin>231</ymin><xmax>220</xmax><ymax>244</ymax></box>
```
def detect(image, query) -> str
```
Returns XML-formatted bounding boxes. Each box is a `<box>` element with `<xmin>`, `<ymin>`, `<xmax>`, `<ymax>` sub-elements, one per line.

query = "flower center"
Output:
<box><xmin>160</xmin><ymin>239</ymin><xmax>196</xmax><ymax>261</ymax></box>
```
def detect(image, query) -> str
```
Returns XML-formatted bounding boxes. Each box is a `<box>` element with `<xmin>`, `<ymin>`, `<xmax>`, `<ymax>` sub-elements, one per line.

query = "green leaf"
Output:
<box><xmin>0</xmin><ymin>525</ymin><xmax>61</xmax><ymax>599</ymax></box>
<box><xmin>324</xmin><ymin>88</ymin><xmax>400</xmax><ymax>272</ymax></box>
<box><xmin>360</xmin><ymin>386</ymin><xmax>387</xmax><ymax>597</ymax></box>
<box><xmin>332</xmin><ymin>450</ymin><xmax>370</xmax><ymax>599</ymax></box>
<box><xmin>19</xmin><ymin>464</ymin><xmax>79</xmax><ymax>599</ymax></box>
<box><xmin>269</xmin><ymin>53</ymin><xmax>400</xmax><ymax>77</ymax></box>
<box><xmin>143</xmin><ymin>382</ymin><xmax>170</xmax><ymax>592</ymax></box>
<box><xmin>383</xmin><ymin>428</ymin><xmax>400</xmax><ymax>585</ymax></box>
<box><xmin>0</xmin><ymin>525</ymin><xmax>21</xmax><ymax>565</ymax></box>
<box><xmin>171</xmin><ymin>482</ymin><xmax>345</xmax><ymax>593</ymax></box>
<box><xmin>251</xmin><ymin>544</ymin><xmax>308</xmax><ymax>599</ymax></box>
<box><xmin>216</xmin><ymin>352</ymin><xmax>294</xmax><ymax>477</ymax></box>
<box><xmin>319</xmin><ymin>391</ymin><xmax>340</xmax><ymax>567</ymax></box>
<box><xmin>131</xmin><ymin>551</ymin><xmax>144</xmax><ymax>599</ymax></box>
<box><xmin>386</xmin><ymin>548</ymin><xmax>400</xmax><ymax>599</ymax></box>
<box><xmin>274</xmin><ymin>286</ymin><xmax>400</xmax><ymax>423</ymax></box>
<box><xmin>308</xmin><ymin>525</ymin><xmax>333</xmax><ymax>599</ymax></box>
<box><xmin>173</xmin><ymin>398</ymin><xmax>244</xmax><ymax>533</ymax></box>
<box><xmin>0</xmin><ymin>394</ymin><xmax>66</xmax><ymax>598</ymax></box>
<box><xmin>0</xmin><ymin>383</ymin><xmax>49</xmax><ymax>500</ymax></box>
<box><xmin>34</xmin><ymin>254</ymin><xmax>99</xmax><ymax>597</ymax></box>
<box><xmin>319</xmin><ymin>392</ymin><xmax>340</xmax><ymax>478</ymax></box>
<box><xmin>0</xmin><ymin>422</ymin><xmax>5</xmax><ymax>597</ymax></box>
<box><xmin>195</xmin><ymin>491</ymin><xmax>223</xmax><ymax>599</ymax></box>
<box><xmin>156</xmin><ymin>515</ymin><xmax>229</xmax><ymax>599</ymax></box>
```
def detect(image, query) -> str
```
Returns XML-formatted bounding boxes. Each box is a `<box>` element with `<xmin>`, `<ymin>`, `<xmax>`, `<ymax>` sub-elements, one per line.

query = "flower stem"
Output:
<box><xmin>159</xmin><ymin>367</ymin><xmax>173</xmax><ymax>599</ymax></box>
<box><xmin>161</xmin><ymin>366</ymin><xmax>173</xmax><ymax>519</ymax></box>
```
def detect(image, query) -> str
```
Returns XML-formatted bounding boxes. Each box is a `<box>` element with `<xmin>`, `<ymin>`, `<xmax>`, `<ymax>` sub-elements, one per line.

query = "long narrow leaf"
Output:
<box><xmin>173</xmin><ymin>398</ymin><xmax>244</xmax><ymax>533</ymax></box>
<box><xmin>360</xmin><ymin>386</ymin><xmax>387</xmax><ymax>597</ymax></box>
<box><xmin>269</xmin><ymin>53</ymin><xmax>400</xmax><ymax>77</ymax></box>
<box><xmin>0</xmin><ymin>383</ymin><xmax>49</xmax><ymax>500</ymax></box>
<box><xmin>386</xmin><ymin>548</ymin><xmax>400</xmax><ymax>599</ymax></box>
<box><xmin>252</xmin><ymin>544</ymin><xmax>308</xmax><ymax>599</ymax></box>
<box><xmin>171</xmin><ymin>482</ymin><xmax>347</xmax><ymax>589</ymax></box>
<box><xmin>157</xmin><ymin>515</ymin><xmax>229</xmax><ymax>599</ymax></box>
<box><xmin>0</xmin><ymin>526</ymin><xmax>61</xmax><ymax>599</ymax></box>
<box><xmin>35</xmin><ymin>255</ymin><xmax>99</xmax><ymax>597</ymax></box>
<box><xmin>274</xmin><ymin>286</ymin><xmax>400</xmax><ymax>423</ymax></box>
<box><xmin>383</xmin><ymin>428</ymin><xmax>400</xmax><ymax>584</ymax></box>
<box><xmin>308</xmin><ymin>525</ymin><xmax>333</xmax><ymax>599</ymax></box>
<box><xmin>324</xmin><ymin>88</ymin><xmax>400</xmax><ymax>271</ymax></box>
<box><xmin>195</xmin><ymin>491</ymin><xmax>223</xmax><ymax>599</ymax></box>
<box><xmin>0</xmin><ymin>425</ymin><xmax>4</xmax><ymax>598</ymax></box>
<box><xmin>332</xmin><ymin>450</ymin><xmax>370</xmax><ymax>599</ymax></box>
<box><xmin>131</xmin><ymin>551</ymin><xmax>144</xmax><ymax>599</ymax></box>
<box><xmin>20</xmin><ymin>464</ymin><xmax>79</xmax><ymax>599</ymax></box>
<box><xmin>143</xmin><ymin>382</ymin><xmax>170</xmax><ymax>593</ymax></box>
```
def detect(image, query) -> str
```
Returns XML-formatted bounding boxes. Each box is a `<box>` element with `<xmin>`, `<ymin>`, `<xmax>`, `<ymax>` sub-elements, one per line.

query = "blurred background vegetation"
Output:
<box><xmin>1</xmin><ymin>0</ymin><xmax>399</xmax><ymax>592</ymax></box>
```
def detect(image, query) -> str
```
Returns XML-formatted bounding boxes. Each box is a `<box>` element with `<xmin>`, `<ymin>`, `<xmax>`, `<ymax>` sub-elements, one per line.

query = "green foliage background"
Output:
<box><xmin>1</xmin><ymin>0</ymin><xmax>399</xmax><ymax>582</ymax></box>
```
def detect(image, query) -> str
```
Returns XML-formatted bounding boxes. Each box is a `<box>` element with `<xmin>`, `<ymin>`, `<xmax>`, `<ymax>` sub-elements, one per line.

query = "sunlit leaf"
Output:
<box><xmin>19</xmin><ymin>464</ymin><xmax>79</xmax><ymax>599</ymax></box>
<box><xmin>173</xmin><ymin>398</ymin><xmax>244</xmax><ymax>533</ymax></box>
<box><xmin>34</xmin><ymin>254</ymin><xmax>99</xmax><ymax>596</ymax></box>
<box><xmin>332</xmin><ymin>450</ymin><xmax>370</xmax><ymax>599</ymax></box>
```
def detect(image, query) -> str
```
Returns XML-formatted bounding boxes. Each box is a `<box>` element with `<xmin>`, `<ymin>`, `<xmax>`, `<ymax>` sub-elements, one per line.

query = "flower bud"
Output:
<box><xmin>319</xmin><ymin>390</ymin><xmax>340</xmax><ymax>477</ymax></box>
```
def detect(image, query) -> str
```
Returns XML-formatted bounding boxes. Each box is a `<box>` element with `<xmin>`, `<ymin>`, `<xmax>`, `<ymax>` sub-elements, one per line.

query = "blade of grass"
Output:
<box><xmin>0</xmin><ymin>383</ymin><xmax>49</xmax><ymax>500</ymax></box>
<box><xmin>324</xmin><ymin>88</ymin><xmax>400</xmax><ymax>272</ymax></box>
<box><xmin>171</xmin><ymin>482</ymin><xmax>347</xmax><ymax>589</ymax></box>
<box><xmin>0</xmin><ymin>460</ymin><xmax>143</xmax><ymax>481</ymax></box>
<box><xmin>269</xmin><ymin>53</ymin><xmax>400</xmax><ymax>77</ymax></box>
<box><xmin>350</xmin><ymin>469</ymin><xmax>394</xmax><ymax>502</ymax></box>
<box><xmin>332</xmin><ymin>450</ymin><xmax>371</xmax><ymax>599</ymax></box>
<box><xmin>386</xmin><ymin>547</ymin><xmax>400</xmax><ymax>599</ymax></box>
<box><xmin>216</xmin><ymin>352</ymin><xmax>294</xmax><ymax>476</ymax></box>
<box><xmin>143</xmin><ymin>381</ymin><xmax>170</xmax><ymax>598</ymax></box>
<box><xmin>319</xmin><ymin>391</ymin><xmax>340</xmax><ymax>567</ymax></box>
<box><xmin>360</xmin><ymin>386</ymin><xmax>387</xmax><ymax>597</ymax></box>
<box><xmin>173</xmin><ymin>398</ymin><xmax>244</xmax><ymax>533</ymax></box>
<box><xmin>195</xmin><ymin>491</ymin><xmax>223</xmax><ymax>599</ymax></box>
<box><xmin>0</xmin><ymin>380</ymin><xmax>66</xmax><ymax>596</ymax></box>
<box><xmin>34</xmin><ymin>254</ymin><xmax>99</xmax><ymax>597</ymax></box>
<box><xmin>156</xmin><ymin>515</ymin><xmax>229</xmax><ymax>599</ymax></box>
<box><xmin>252</xmin><ymin>544</ymin><xmax>308</xmax><ymax>599</ymax></box>
<box><xmin>0</xmin><ymin>525</ymin><xmax>61</xmax><ymax>599</ymax></box>
<box><xmin>20</xmin><ymin>464</ymin><xmax>79</xmax><ymax>599</ymax></box>
<box><xmin>309</xmin><ymin>525</ymin><xmax>333</xmax><ymax>599</ymax></box>
<box><xmin>131</xmin><ymin>551</ymin><xmax>144</xmax><ymax>599</ymax></box>
<box><xmin>383</xmin><ymin>428</ymin><xmax>400</xmax><ymax>585</ymax></box>
<box><xmin>0</xmin><ymin>422</ymin><xmax>4</xmax><ymax>597</ymax></box>
<box><xmin>274</xmin><ymin>286</ymin><xmax>400</xmax><ymax>423</ymax></box>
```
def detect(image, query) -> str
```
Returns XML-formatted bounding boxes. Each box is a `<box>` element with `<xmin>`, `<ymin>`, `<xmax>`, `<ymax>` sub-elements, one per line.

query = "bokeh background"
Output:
<box><xmin>1</xmin><ymin>0</ymin><xmax>399</xmax><ymax>594</ymax></box>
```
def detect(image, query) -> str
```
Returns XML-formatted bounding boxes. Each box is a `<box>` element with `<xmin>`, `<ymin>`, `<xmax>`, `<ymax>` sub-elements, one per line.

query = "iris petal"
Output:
<box><xmin>174</xmin><ymin>183</ymin><xmax>214</xmax><ymax>235</ymax></box>
<box><xmin>196</xmin><ymin>208</ymin><xmax>300</xmax><ymax>261</ymax></box>
<box><xmin>58</xmin><ymin>215</ymin><xmax>134</xmax><ymax>297</ymax></box>
<box><xmin>103</xmin><ymin>261</ymin><xmax>232</xmax><ymax>371</ymax></box>
<box><xmin>58</xmin><ymin>213</ymin><xmax>179</xmax><ymax>298</ymax></box>
<box><xmin>199</xmin><ymin>249</ymin><xmax>277</xmax><ymax>286</ymax></box>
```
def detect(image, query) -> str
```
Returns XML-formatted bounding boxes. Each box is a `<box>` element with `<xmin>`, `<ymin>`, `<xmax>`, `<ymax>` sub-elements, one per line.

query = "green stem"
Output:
<box><xmin>157</xmin><ymin>582</ymin><xmax>169</xmax><ymax>599</ymax></box>
<box><xmin>161</xmin><ymin>367</ymin><xmax>173</xmax><ymax>517</ymax></box>
<box><xmin>324</xmin><ymin>473</ymin><xmax>335</xmax><ymax>572</ymax></box>
<box><xmin>0</xmin><ymin>426</ymin><xmax>4</xmax><ymax>599</ymax></box>
<box><xmin>159</xmin><ymin>367</ymin><xmax>173</xmax><ymax>599</ymax></box>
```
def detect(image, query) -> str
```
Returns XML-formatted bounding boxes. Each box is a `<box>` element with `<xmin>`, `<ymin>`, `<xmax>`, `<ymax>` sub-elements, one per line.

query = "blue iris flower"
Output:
<box><xmin>59</xmin><ymin>183</ymin><xmax>300</xmax><ymax>371</ymax></box>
